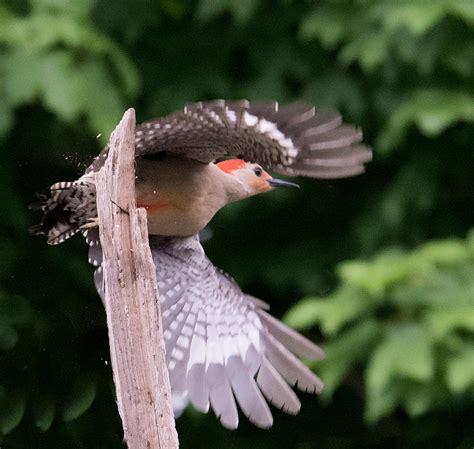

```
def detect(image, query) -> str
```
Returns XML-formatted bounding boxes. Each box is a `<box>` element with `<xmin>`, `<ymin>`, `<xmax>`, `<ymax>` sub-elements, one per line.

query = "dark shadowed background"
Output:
<box><xmin>0</xmin><ymin>0</ymin><xmax>473</xmax><ymax>448</ymax></box>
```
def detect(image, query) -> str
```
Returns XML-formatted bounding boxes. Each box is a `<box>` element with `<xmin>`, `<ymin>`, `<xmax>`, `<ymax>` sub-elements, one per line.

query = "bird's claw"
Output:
<box><xmin>79</xmin><ymin>218</ymin><xmax>99</xmax><ymax>230</ymax></box>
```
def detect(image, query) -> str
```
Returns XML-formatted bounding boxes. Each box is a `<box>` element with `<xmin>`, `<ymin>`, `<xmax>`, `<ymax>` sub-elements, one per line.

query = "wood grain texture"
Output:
<box><xmin>95</xmin><ymin>109</ymin><xmax>179</xmax><ymax>449</ymax></box>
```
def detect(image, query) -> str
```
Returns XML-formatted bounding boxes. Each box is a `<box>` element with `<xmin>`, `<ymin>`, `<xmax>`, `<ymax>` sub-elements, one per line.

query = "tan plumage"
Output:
<box><xmin>31</xmin><ymin>99</ymin><xmax>372</xmax><ymax>429</ymax></box>
<box><xmin>135</xmin><ymin>156</ymin><xmax>246</xmax><ymax>236</ymax></box>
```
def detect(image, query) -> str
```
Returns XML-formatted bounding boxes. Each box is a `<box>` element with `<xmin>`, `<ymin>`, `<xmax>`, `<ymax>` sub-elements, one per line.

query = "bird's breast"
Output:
<box><xmin>134</xmin><ymin>157</ymin><xmax>226</xmax><ymax>237</ymax></box>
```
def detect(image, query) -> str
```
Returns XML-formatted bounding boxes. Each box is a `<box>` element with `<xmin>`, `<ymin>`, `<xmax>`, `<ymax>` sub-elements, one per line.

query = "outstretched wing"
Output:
<box><xmin>87</xmin><ymin>100</ymin><xmax>371</xmax><ymax>178</ymax></box>
<box><xmin>85</xmin><ymin>230</ymin><xmax>324</xmax><ymax>429</ymax></box>
<box><xmin>150</xmin><ymin>234</ymin><xmax>324</xmax><ymax>429</ymax></box>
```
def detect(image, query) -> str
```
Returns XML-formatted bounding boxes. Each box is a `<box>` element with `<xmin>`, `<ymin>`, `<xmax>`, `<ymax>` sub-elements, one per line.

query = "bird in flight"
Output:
<box><xmin>31</xmin><ymin>100</ymin><xmax>372</xmax><ymax>429</ymax></box>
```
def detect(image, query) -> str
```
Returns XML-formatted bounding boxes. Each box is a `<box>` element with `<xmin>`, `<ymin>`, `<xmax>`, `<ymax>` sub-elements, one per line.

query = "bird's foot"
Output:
<box><xmin>80</xmin><ymin>218</ymin><xmax>99</xmax><ymax>230</ymax></box>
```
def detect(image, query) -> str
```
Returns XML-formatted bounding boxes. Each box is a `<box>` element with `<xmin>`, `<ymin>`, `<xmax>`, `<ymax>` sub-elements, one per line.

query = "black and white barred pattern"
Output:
<box><xmin>87</xmin><ymin>231</ymin><xmax>324</xmax><ymax>429</ymax></box>
<box><xmin>87</xmin><ymin>100</ymin><xmax>371</xmax><ymax>178</ymax></box>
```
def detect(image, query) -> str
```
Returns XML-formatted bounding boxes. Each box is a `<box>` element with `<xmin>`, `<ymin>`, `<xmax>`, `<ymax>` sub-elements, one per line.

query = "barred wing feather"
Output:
<box><xmin>87</xmin><ymin>100</ymin><xmax>371</xmax><ymax>178</ymax></box>
<box><xmin>84</xmin><ymin>230</ymin><xmax>324</xmax><ymax>429</ymax></box>
<box><xmin>149</xmin><ymin>235</ymin><xmax>324</xmax><ymax>429</ymax></box>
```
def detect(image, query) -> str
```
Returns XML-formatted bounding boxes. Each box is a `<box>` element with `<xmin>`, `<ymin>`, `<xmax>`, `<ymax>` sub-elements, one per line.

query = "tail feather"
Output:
<box><xmin>29</xmin><ymin>176</ymin><xmax>96</xmax><ymax>245</ymax></box>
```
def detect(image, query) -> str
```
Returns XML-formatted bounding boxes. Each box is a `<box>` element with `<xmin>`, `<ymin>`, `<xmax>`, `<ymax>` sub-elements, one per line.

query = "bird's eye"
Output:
<box><xmin>254</xmin><ymin>167</ymin><xmax>263</xmax><ymax>177</ymax></box>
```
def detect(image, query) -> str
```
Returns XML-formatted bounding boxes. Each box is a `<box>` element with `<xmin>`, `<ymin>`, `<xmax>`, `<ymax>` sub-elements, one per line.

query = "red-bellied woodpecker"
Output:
<box><xmin>31</xmin><ymin>100</ymin><xmax>372</xmax><ymax>429</ymax></box>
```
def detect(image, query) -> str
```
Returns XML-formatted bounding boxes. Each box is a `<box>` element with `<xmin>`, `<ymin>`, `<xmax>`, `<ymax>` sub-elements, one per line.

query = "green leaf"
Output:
<box><xmin>0</xmin><ymin>12</ymin><xmax>139</xmax><ymax>131</ymax></box>
<box><xmin>366</xmin><ymin>323</ymin><xmax>434</xmax><ymax>421</ymax></box>
<box><xmin>375</xmin><ymin>324</ymin><xmax>434</xmax><ymax>385</ymax></box>
<box><xmin>2</xmin><ymin>50</ymin><xmax>42</xmax><ymax>106</ymax></box>
<box><xmin>402</xmin><ymin>383</ymin><xmax>435</xmax><ymax>416</ymax></box>
<box><xmin>398</xmin><ymin>378</ymin><xmax>449</xmax><ymax>417</ymax></box>
<box><xmin>425</xmin><ymin>305</ymin><xmax>474</xmax><ymax>339</ymax></box>
<box><xmin>446</xmin><ymin>348</ymin><xmax>474</xmax><ymax>393</ymax></box>
<box><xmin>300</xmin><ymin>7</ymin><xmax>351</xmax><ymax>47</ymax></box>
<box><xmin>394</xmin><ymin>268</ymin><xmax>474</xmax><ymax>310</ymax></box>
<box><xmin>62</xmin><ymin>374</ymin><xmax>97</xmax><ymax>422</ymax></box>
<box><xmin>337</xmin><ymin>249</ymin><xmax>414</xmax><ymax>297</ymax></box>
<box><xmin>32</xmin><ymin>392</ymin><xmax>56</xmax><ymax>432</ymax></box>
<box><xmin>283</xmin><ymin>297</ymin><xmax>325</xmax><ymax>330</ymax></box>
<box><xmin>448</xmin><ymin>1</ymin><xmax>474</xmax><ymax>26</ymax></box>
<box><xmin>377</xmin><ymin>90</ymin><xmax>474</xmax><ymax>154</ymax></box>
<box><xmin>284</xmin><ymin>286</ymin><xmax>371</xmax><ymax>335</ymax></box>
<box><xmin>365</xmin><ymin>380</ymin><xmax>399</xmax><ymax>423</ymax></box>
<box><xmin>340</xmin><ymin>33</ymin><xmax>390</xmax><ymax>72</ymax></box>
<box><xmin>415</xmin><ymin>239</ymin><xmax>469</xmax><ymax>266</ymax></box>
<box><xmin>38</xmin><ymin>51</ymin><xmax>84</xmax><ymax>121</ymax></box>
<box><xmin>0</xmin><ymin>389</ymin><xmax>26</xmax><ymax>435</ymax></box>
<box><xmin>76</xmin><ymin>59</ymin><xmax>125</xmax><ymax>140</ymax></box>
<box><xmin>317</xmin><ymin>320</ymin><xmax>383</xmax><ymax>400</ymax></box>
<box><xmin>382</xmin><ymin>2</ymin><xmax>447</xmax><ymax>36</ymax></box>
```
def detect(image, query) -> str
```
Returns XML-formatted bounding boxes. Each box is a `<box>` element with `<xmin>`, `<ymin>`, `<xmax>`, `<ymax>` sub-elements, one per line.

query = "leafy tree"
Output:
<box><xmin>0</xmin><ymin>0</ymin><xmax>472</xmax><ymax>448</ymax></box>
<box><xmin>286</xmin><ymin>231</ymin><xmax>474</xmax><ymax>422</ymax></box>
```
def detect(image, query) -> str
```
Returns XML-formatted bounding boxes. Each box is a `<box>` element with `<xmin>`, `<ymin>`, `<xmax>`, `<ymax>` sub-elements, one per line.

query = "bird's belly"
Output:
<box><xmin>145</xmin><ymin>205</ymin><xmax>211</xmax><ymax>236</ymax></box>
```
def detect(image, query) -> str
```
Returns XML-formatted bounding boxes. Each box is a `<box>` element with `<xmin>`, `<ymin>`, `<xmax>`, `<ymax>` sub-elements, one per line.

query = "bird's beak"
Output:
<box><xmin>267</xmin><ymin>178</ymin><xmax>300</xmax><ymax>189</ymax></box>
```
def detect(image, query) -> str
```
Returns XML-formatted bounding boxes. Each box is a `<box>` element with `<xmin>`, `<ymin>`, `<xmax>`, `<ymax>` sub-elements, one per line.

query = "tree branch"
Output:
<box><xmin>95</xmin><ymin>109</ymin><xmax>179</xmax><ymax>449</ymax></box>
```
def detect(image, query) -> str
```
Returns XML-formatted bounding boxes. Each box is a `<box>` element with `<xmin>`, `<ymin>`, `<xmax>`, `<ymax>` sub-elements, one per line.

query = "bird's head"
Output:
<box><xmin>216</xmin><ymin>159</ymin><xmax>299</xmax><ymax>198</ymax></box>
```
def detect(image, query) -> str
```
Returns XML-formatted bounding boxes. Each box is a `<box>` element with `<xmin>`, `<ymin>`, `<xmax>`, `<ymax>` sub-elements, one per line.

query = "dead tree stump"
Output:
<box><xmin>95</xmin><ymin>109</ymin><xmax>179</xmax><ymax>449</ymax></box>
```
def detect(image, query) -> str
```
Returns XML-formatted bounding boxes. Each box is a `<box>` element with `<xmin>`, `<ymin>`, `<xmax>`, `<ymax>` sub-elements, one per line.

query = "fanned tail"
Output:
<box><xmin>29</xmin><ymin>174</ymin><xmax>97</xmax><ymax>245</ymax></box>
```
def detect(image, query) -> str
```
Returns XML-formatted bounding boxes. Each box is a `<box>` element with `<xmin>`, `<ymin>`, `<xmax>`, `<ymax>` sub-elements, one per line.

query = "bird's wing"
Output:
<box><xmin>85</xmin><ymin>231</ymin><xmax>324</xmax><ymax>429</ymax></box>
<box><xmin>152</xmin><ymin>234</ymin><xmax>324</xmax><ymax>429</ymax></box>
<box><xmin>86</xmin><ymin>100</ymin><xmax>371</xmax><ymax>178</ymax></box>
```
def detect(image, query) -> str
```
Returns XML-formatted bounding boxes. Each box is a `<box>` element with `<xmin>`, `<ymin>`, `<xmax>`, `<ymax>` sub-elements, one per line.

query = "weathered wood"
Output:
<box><xmin>95</xmin><ymin>109</ymin><xmax>179</xmax><ymax>449</ymax></box>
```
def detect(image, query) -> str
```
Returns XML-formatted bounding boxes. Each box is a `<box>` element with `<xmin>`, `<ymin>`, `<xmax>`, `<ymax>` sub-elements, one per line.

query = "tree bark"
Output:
<box><xmin>95</xmin><ymin>109</ymin><xmax>179</xmax><ymax>449</ymax></box>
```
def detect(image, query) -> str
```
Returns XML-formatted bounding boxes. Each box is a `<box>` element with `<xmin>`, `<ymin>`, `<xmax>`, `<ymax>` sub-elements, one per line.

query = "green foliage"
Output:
<box><xmin>0</xmin><ymin>288</ymin><xmax>103</xmax><ymax>441</ymax></box>
<box><xmin>31</xmin><ymin>391</ymin><xmax>55</xmax><ymax>432</ymax></box>
<box><xmin>286</xmin><ymin>231</ymin><xmax>474</xmax><ymax>422</ymax></box>
<box><xmin>301</xmin><ymin>0</ymin><xmax>474</xmax><ymax>155</ymax></box>
<box><xmin>61</xmin><ymin>373</ymin><xmax>97</xmax><ymax>422</ymax></box>
<box><xmin>377</xmin><ymin>89</ymin><xmax>474</xmax><ymax>155</ymax></box>
<box><xmin>0</xmin><ymin>0</ymin><xmax>139</xmax><ymax>140</ymax></box>
<box><xmin>0</xmin><ymin>388</ymin><xmax>27</xmax><ymax>435</ymax></box>
<box><xmin>196</xmin><ymin>0</ymin><xmax>258</xmax><ymax>23</ymax></box>
<box><xmin>0</xmin><ymin>0</ymin><xmax>473</xmax><ymax>448</ymax></box>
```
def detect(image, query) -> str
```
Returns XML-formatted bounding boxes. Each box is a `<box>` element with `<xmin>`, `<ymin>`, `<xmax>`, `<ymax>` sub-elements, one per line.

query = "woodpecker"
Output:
<box><xmin>31</xmin><ymin>100</ymin><xmax>372</xmax><ymax>429</ymax></box>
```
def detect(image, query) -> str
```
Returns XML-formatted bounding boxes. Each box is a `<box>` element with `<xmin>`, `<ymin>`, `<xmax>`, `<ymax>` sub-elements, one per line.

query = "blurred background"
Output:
<box><xmin>0</xmin><ymin>0</ymin><xmax>473</xmax><ymax>448</ymax></box>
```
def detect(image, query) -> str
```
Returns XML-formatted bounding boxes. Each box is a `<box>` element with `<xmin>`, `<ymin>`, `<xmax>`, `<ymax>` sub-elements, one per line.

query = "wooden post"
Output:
<box><xmin>95</xmin><ymin>109</ymin><xmax>179</xmax><ymax>449</ymax></box>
